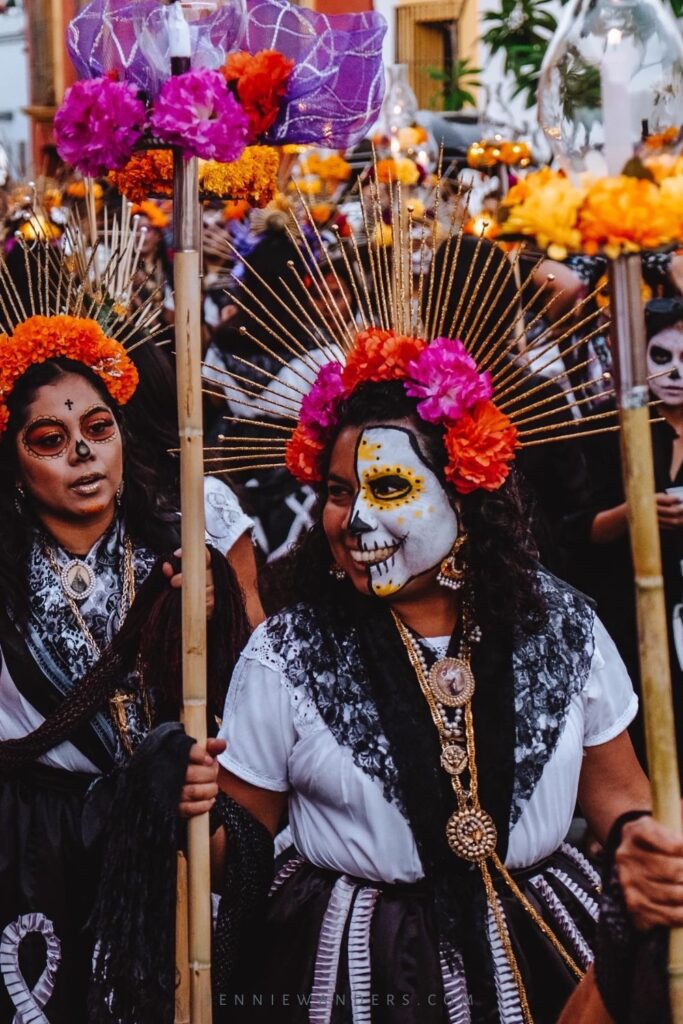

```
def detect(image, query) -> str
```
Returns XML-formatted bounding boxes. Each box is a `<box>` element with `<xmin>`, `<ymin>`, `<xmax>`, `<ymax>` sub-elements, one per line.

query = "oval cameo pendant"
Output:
<box><xmin>428</xmin><ymin>657</ymin><xmax>475</xmax><ymax>708</ymax></box>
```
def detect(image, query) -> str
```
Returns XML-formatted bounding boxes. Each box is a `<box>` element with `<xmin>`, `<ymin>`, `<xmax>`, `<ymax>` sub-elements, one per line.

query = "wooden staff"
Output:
<box><xmin>608</xmin><ymin>254</ymin><xmax>683</xmax><ymax>1020</ymax></box>
<box><xmin>171</xmin><ymin>45</ymin><xmax>213</xmax><ymax>1022</ymax></box>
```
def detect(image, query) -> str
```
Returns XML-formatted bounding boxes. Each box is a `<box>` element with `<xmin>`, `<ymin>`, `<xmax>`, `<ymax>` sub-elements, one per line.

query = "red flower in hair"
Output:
<box><xmin>285</xmin><ymin>423</ymin><xmax>326</xmax><ymax>483</ymax></box>
<box><xmin>443</xmin><ymin>400</ymin><xmax>518</xmax><ymax>494</ymax></box>
<box><xmin>342</xmin><ymin>329</ymin><xmax>426</xmax><ymax>393</ymax></box>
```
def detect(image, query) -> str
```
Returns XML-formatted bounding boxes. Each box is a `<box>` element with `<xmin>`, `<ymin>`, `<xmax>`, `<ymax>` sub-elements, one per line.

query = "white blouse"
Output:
<box><xmin>218</xmin><ymin>615</ymin><xmax>638</xmax><ymax>883</ymax></box>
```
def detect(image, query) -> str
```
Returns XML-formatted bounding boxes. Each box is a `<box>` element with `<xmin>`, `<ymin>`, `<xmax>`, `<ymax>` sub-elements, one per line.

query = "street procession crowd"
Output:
<box><xmin>6</xmin><ymin>0</ymin><xmax>683</xmax><ymax>1021</ymax></box>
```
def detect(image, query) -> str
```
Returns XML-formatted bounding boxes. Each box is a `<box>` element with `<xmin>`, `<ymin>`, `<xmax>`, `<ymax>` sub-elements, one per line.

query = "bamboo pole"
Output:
<box><xmin>608</xmin><ymin>255</ymin><xmax>683</xmax><ymax>1021</ymax></box>
<box><xmin>171</xmin><ymin>45</ymin><xmax>213</xmax><ymax>1022</ymax></box>
<box><xmin>175</xmin><ymin>852</ymin><xmax>191</xmax><ymax>1024</ymax></box>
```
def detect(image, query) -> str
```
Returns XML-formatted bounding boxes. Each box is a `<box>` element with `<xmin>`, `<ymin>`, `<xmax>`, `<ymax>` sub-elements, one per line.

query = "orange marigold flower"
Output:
<box><xmin>0</xmin><ymin>314</ymin><xmax>138</xmax><ymax>434</ymax></box>
<box><xmin>223</xmin><ymin>199</ymin><xmax>252</xmax><ymax>221</ymax></box>
<box><xmin>342</xmin><ymin>329</ymin><xmax>426</xmax><ymax>393</ymax></box>
<box><xmin>109</xmin><ymin>150</ymin><xmax>174</xmax><ymax>204</ymax></box>
<box><xmin>375</xmin><ymin>157</ymin><xmax>420</xmax><ymax>186</ymax></box>
<box><xmin>285</xmin><ymin>423</ymin><xmax>326</xmax><ymax>483</ymax></box>
<box><xmin>222</xmin><ymin>50</ymin><xmax>294</xmax><ymax>140</ymax></box>
<box><xmin>201</xmin><ymin>146</ymin><xmax>279</xmax><ymax>206</ymax></box>
<box><xmin>443</xmin><ymin>400</ymin><xmax>518</xmax><ymax>495</ymax></box>
<box><xmin>578</xmin><ymin>175</ymin><xmax>674</xmax><ymax>257</ymax></box>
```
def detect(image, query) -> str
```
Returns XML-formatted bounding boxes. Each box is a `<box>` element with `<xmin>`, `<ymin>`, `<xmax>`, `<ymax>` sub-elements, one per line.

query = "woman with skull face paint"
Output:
<box><xmin>571</xmin><ymin>297</ymin><xmax>683</xmax><ymax>780</ymax></box>
<box><xmin>209</xmin><ymin>319</ymin><xmax>652</xmax><ymax>1022</ymax></box>
<box><xmin>0</xmin><ymin>314</ymin><xmax>250</xmax><ymax>1023</ymax></box>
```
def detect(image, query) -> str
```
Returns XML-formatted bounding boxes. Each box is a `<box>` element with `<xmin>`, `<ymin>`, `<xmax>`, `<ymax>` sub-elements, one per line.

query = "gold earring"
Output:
<box><xmin>437</xmin><ymin>533</ymin><xmax>468</xmax><ymax>591</ymax></box>
<box><xmin>329</xmin><ymin>563</ymin><xmax>347</xmax><ymax>581</ymax></box>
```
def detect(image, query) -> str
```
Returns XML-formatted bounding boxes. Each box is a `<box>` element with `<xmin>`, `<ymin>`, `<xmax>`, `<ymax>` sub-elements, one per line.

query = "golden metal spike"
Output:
<box><xmin>284</xmin><ymin>216</ymin><xmax>355</xmax><ymax>350</ymax></box>
<box><xmin>210</xmin><ymin>462</ymin><xmax>286</xmax><ymax>473</ymax></box>
<box><xmin>518</xmin><ymin>406</ymin><xmax>620</xmax><ymax>438</ymax></box>
<box><xmin>432</xmin><ymin>201</ymin><xmax>469</xmax><ymax>342</ymax></box>
<box><xmin>282</xmin><ymin>259</ymin><xmax>348</xmax><ymax>359</ymax></box>
<box><xmin>460</xmin><ymin>246</ymin><xmax>521</xmax><ymax>351</ymax></box>
<box><xmin>510</xmin><ymin>388</ymin><xmax>616</xmax><ymax>429</ymax></box>
<box><xmin>219</xmin><ymin>415</ymin><xmax>293</xmax><ymax>433</ymax></box>
<box><xmin>446</xmin><ymin>229</ymin><xmax>488</xmax><ymax>341</ymax></box>
<box><xmin>473</xmin><ymin>279</ymin><xmax>561</xmax><ymax>374</ymax></box>
<box><xmin>294</xmin><ymin>196</ymin><xmax>361</xmax><ymax>342</ymax></box>
<box><xmin>334</xmin><ymin>225</ymin><xmax>369</xmax><ymax>331</ymax></box>
<box><xmin>357</xmin><ymin>173</ymin><xmax>388</xmax><ymax>329</ymax></box>
<box><xmin>519</xmin><ymin>424</ymin><xmax>621</xmax><ymax>447</ymax></box>
<box><xmin>229</xmin><ymin>288</ymin><xmax>323</xmax><ymax>377</ymax></box>
<box><xmin>205</xmin><ymin>353</ymin><xmax>309</xmax><ymax>398</ymax></box>
<box><xmin>202</xmin><ymin>383</ymin><xmax>300</xmax><ymax>422</ymax></box>
<box><xmin>453</xmin><ymin>228</ymin><xmax>499</xmax><ymax>341</ymax></box>
<box><xmin>498</xmin><ymin>355</ymin><xmax>603</xmax><ymax>411</ymax></box>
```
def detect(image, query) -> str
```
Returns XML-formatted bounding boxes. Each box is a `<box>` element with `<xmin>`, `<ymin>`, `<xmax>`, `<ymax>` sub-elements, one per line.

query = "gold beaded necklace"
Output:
<box><xmin>392</xmin><ymin>603</ymin><xmax>584</xmax><ymax>1024</ymax></box>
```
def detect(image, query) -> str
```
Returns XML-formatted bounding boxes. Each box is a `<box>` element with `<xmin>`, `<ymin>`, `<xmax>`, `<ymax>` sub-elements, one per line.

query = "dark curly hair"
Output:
<box><xmin>0</xmin><ymin>357</ymin><xmax>179</xmax><ymax>622</ymax></box>
<box><xmin>264</xmin><ymin>380</ymin><xmax>547</xmax><ymax>635</ymax></box>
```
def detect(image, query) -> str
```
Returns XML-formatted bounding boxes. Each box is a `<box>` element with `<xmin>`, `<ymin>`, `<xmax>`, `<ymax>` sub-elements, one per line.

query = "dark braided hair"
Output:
<box><xmin>263</xmin><ymin>380</ymin><xmax>546</xmax><ymax>635</ymax></box>
<box><xmin>0</xmin><ymin>547</ymin><xmax>251</xmax><ymax>769</ymax></box>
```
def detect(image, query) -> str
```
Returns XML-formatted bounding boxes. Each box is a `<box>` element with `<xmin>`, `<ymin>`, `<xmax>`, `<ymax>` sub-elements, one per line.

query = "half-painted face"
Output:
<box><xmin>648</xmin><ymin>324</ymin><xmax>683</xmax><ymax>407</ymax></box>
<box><xmin>323</xmin><ymin>423</ymin><xmax>458</xmax><ymax>599</ymax></box>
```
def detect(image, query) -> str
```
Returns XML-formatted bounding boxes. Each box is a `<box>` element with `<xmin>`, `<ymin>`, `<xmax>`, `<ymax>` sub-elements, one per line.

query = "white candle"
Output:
<box><xmin>167</xmin><ymin>2</ymin><xmax>191</xmax><ymax>59</ymax></box>
<box><xmin>600</xmin><ymin>28</ymin><xmax>637</xmax><ymax>175</ymax></box>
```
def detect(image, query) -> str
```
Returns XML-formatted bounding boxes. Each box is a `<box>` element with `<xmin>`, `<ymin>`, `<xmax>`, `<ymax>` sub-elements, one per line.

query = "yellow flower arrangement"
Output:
<box><xmin>499</xmin><ymin>168</ymin><xmax>585</xmax><ymax>259</ymax></box>
<box><xmin>200</xmin><ymin>146</ymin><xmax>279</xmax><ymax>206</ymax></box>
<box><xmin>498</xmin><ymin>164</ymin><xmax>683</xmax><ymax>258</ymax></box>
<box><xmin>0</xmin><ymin>314</ymin><xmax>138</xmax><ymax>434</ymax></box>
<box><xmin>578</xmin><ymin>176</ymin><xmax>673</xmax><ymax>258</ymax></box>
<box><xmin>374</xmin><ymin>158</ymin><xmax>421</xmax><ymax>187</ymax></box>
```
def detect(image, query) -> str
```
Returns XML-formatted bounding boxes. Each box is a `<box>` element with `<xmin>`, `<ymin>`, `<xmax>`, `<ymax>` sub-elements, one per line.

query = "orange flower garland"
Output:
<box><xmin>0</xmin><ymin>315</ymin><xmax>138</xmax><ymax>435</ymax></box>
<box><xmin>109</xmin><ymin>150</ymin><xmax>174</xmax><ymax>204</ymax></box>
<box><xmin>577</xmin><ymin>175</ymin><xmax>671</xmax><ymax>256</ymax></box>
<box><xmin>342</xmin><ymin>329</ymin><xmax>426</xmax><ymax>392</ymax></box>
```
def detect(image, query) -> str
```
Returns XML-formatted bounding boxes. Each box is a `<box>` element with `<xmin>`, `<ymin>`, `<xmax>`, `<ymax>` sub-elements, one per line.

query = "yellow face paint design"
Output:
<box><xmin>349</xmin><ymin>426</ymin><xmax>459</xmax><ymax>598</ymax></box>
<box><xmin>358</xmin><ymin>435</ymin><xmax>425</xmax><ymax>512</ymax></box>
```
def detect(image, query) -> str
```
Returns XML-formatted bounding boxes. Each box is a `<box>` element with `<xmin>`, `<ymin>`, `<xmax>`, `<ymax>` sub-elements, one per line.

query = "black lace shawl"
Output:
<box><xmin>267</xmin><ymin>569</ymin><xmax>595</xmax><ymax>1020</ymax></box>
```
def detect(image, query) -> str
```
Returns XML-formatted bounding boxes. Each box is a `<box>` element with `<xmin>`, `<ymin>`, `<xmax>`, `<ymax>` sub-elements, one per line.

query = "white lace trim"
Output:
<box><xmin>241</xmin><ymin>627</ymin><xmax>322</xmax><ymax>733</ymax></box>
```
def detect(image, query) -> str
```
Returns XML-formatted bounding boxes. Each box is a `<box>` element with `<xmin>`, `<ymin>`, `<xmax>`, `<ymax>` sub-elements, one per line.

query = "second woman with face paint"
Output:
<box><xmin>569</xmin><ymin>296</ymin><xmax>683</xmax><ymax>783</ymax></box>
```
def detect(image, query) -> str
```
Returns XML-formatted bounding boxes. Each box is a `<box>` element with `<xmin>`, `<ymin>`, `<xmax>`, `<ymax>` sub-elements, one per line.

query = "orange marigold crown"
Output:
<box><xmin>0</xmin><ymin>314</ymin><xmax>139</xmax><ymax>435</ymax></box>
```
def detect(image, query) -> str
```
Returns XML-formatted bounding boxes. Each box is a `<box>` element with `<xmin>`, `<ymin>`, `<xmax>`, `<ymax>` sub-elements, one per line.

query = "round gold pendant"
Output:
<box><xmin>446</xmin><ymin>808</ymin><xmax>497</xmax><ymax>861</ymax></box>
<box><xmin>429</xmin><ymin>658</ymin><xmax>475</xmax><ymax>708</ymax></box>
<box><xmin>440</xmin><ymin>743</ymin><xmax>468</xmax><ymax>776</ymax></box>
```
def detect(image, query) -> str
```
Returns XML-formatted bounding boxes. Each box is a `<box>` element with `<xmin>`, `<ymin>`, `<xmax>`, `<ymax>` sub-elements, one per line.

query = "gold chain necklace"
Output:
<box><xmin>392</xmin><ymin>605</ymin><xmax>584</xmax><ymax>1024</ymax></box>
<box><xmin>43</xmin><ymin>534</ymin><xmax>147</xmax><ymax>752</ymax></box>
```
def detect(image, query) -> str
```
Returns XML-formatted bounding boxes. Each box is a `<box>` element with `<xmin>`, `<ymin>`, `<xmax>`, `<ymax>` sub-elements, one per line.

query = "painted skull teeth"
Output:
<box><xmin>350</xmin><ymin>542</ymin><xmax>400</xmax><ymax>566</ymax></box>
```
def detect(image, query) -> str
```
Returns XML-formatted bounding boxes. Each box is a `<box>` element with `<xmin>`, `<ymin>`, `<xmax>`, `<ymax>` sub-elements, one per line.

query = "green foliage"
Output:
<box><xmin>482</xmin><ymin>0</ymin><xmax>561</xmax><ymax>108</ymax></box>
<box><xmin>427</xmin><ymin>58</ymin><xmax>482</xmax><ymax>112</ymax></box>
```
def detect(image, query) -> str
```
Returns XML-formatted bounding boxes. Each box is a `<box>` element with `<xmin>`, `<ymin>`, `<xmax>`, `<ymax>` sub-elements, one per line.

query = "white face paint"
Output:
<box><xmin>348</xmin><ymin>425</ymin><xmax>459</xmax><ymax>598</ymax></box>
<box><xmin>648</xmin><ymin>325</ymin><xmax>683</xmax><ymax>406</ymax></box>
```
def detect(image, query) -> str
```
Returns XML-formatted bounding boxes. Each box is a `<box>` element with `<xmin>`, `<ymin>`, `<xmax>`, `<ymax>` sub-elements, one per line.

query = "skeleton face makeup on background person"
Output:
<box><xmin>648</xmin><ymin>323</ymin><xmax>683</xmax><ymax>407</ymax></box>
<box><xmin>323</xmin><ymin>423</ymin><xmax>459</xmax><ymax>598</ymax></box>
<box><xmin>15</xmin><ymin>372</ymin><xmax>123</xmax><ymax>525</ymax></box>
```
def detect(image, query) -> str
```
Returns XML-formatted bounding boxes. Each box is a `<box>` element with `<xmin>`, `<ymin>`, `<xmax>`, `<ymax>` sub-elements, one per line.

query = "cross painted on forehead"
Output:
<box><xmin>64</xmin><ymin>399</ymin><xmax>74</xmax><ymax>410</ymax></box>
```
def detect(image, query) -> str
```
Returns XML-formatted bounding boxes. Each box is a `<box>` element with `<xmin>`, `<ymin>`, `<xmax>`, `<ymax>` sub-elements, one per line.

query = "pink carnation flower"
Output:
<box><xmin>151</xmin><ymin>69</ymin><xmax>249</xmax><ymax>162</ymax></box>
<box><xmin>404</xmin><ymin>336</ymin><xmax>492</xmax><ymax>424</ymax></box>
<box><xmin>300</xmin><ymin>361</ymin><xmax>345</xmax><ymax>432</ymax></box>
<box><xmin>54</xmin><ymin>78</ymin><xmax>146</xmax><ymax>177</ymax></box>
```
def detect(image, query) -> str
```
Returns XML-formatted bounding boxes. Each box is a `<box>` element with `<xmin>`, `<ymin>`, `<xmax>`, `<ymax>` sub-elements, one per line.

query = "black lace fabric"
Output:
<box><xmin>267</xmin><ymin>570</ymin><xmax>595</xmax><ymax>830</ymax></box>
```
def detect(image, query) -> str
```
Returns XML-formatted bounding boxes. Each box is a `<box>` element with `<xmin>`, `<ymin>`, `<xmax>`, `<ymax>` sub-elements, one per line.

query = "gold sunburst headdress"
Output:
<box><xmin>0</xmin><ymin>195</ymin><xmax>166</xmax><ymax>434</ymax></box>
<box><xmin>202</xmin><ymin>168</ymin><xmax>620</xmax><ymax>491</ymax></box>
